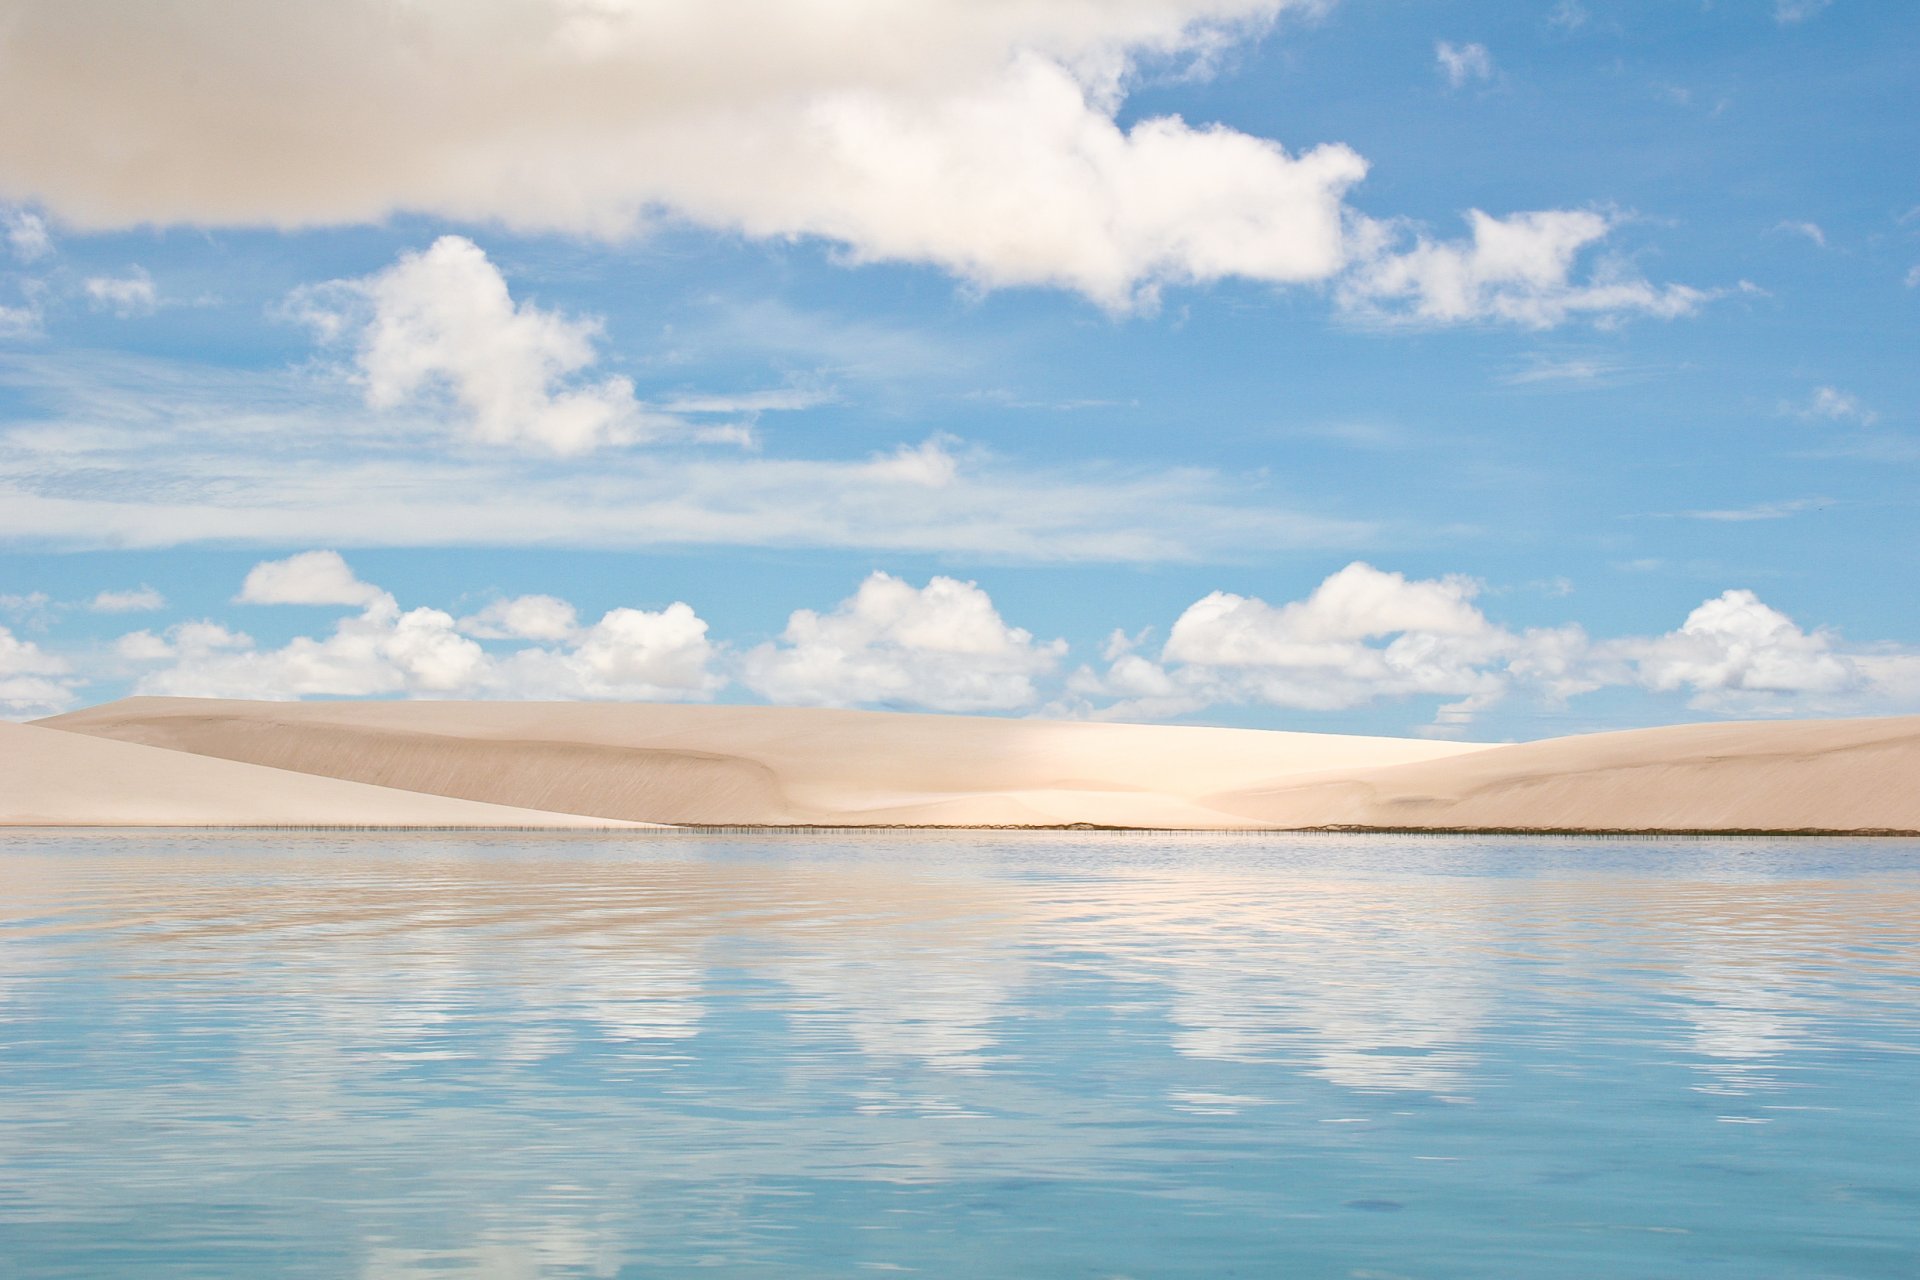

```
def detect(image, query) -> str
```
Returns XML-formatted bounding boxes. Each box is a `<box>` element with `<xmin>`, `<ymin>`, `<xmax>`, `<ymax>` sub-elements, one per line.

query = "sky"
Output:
<box><xmin>0</xmin><ymin>0</ymin><xmax>1914</xmax><ymax>740</ymax></box>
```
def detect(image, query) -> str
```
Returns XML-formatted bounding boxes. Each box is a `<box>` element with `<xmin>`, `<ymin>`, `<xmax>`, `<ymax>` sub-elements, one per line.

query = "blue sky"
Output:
<box><xmin>0</xmin><ymin>0</ymin><xmax>1914</xmax><ymax>739</ymax></box>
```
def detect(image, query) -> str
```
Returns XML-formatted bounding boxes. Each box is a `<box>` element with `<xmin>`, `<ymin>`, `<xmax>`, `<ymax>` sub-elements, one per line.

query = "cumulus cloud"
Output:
<box><xmin>1073</xmin><ymin>562</ymin><xmax>1574</xmax><ymax>727</ymax></box>
<box><xmin>238</xmin><ymin>550</ymin><xmax>388</xmax><ymax>607</ymax></box>
<box><xmin>495</xmin><ymin>604</ymin><xmax>721</xmax><ymax>700</ymax></box>
<box><xmin>0</xmin><ymin>2</ymin><xmax>1704</xmax><ymax>319</ymax></box>
<box><xmin>293</xmin><ymin>236</ymin><xmax>683</xmax><ymax>454</ymax></box>
<box><xmin>1435</xmin><ymin>41</ymin><xmax>1493</xmax><ymax>89</ymax></box>
<box><xmin>1072</xmin><ymin>564</ymin><xmax>1920</xmax><ymax>729</ymax></box>
<box><xmin>0</xmin><ymin>0</ymin><xmax>1389</xmax><ymax>310</ymax></box>
<box><xmin>130</xmin><ymin>552</ymin><xmax>720</xmax><ymax>701</ymax></box>
<box><xmin>0</xmin><ymin>623</ymin><xmax>74</xmax><ymax>716</ymax></box>
<box><xmin>458</xmin><ymin>595</ymin><xmax>580</xmax><ymax>642</ymax></box>
<box><xmin>1620</xmin><ymin>589</ymin><xmax>1856</xmax><ymax>710</ymax></box>
<box><xmin>89</xmin><ymin>585</ymin><xmax>166</xmax><ymax>613</ymax></box>
<box><xmin>1340</xmin><ymin>209</ymin><xmax>1711</xmax><ymax>328</ymax></box>
<box><xmin>83</xmin><ymin>268</ymin><xmax>157</xmax><ymax>317</ymax></box>
<box><xmin>741</xmin><ymin>572</ymin><xmax>1065</xmax><ymax>711</ymax></box>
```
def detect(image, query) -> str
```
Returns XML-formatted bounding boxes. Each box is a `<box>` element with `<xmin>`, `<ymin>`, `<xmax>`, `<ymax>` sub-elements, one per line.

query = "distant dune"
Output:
<box><xmin>1206</xmin><ymin>715</ymin><xmax>1920</xmax><ymax>834</ymax></box>
<box><xmin>0</xmin><ymin>720</ymin><xmax>648</xmax><ymax>828</ymax></box>
<box><xmin>19</xmin><ymin>697</ymin><xmax>1920</xmax><ymax>833</ymax></box>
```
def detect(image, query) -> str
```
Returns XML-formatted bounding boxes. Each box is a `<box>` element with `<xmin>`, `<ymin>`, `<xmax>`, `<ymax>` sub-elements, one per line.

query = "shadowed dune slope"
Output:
<box><xmin>0</xmin><ymin>721</ymin><xmax>651</xmax><ymax>828</ymax></box>
<box><xmin>37</xmin><ymin>698</ymin><xmax>1482</xmax><ymax>828</ymax></box>
<box><xmin>1206</xmin><ymin>716</ymin><xmax>1920</xmax><ymax>833</ymax></box>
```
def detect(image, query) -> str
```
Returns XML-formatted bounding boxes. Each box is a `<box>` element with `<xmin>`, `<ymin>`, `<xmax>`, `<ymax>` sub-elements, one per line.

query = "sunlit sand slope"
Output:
<box><xmin>37</xmin><ymin>698</ymin><xmax>1482</xmax><ymax>828</ymax></box>
<box><xmin>0</xmin><ymin>721</ymin><xmax>649</xmax><ymax>828</ymax></box>
<box><xmin>1207</xmin><ymin>716</ymin><xmax>1920</xmax><ymax>833</ymax></box>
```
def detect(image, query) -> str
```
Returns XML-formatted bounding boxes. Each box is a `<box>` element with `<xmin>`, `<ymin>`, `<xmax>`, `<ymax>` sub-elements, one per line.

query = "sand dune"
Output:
<box><xmin>1207</xmin><ymin>715</ymin><xmax>1920</xmax><ymax>834</ymax></box>
<box><xmin>38</xmin><ymin>697</ymin><xmax>1476</xmax><ymax>827</ymax></box>
<box><xmin>0</xmin><ymin>721</ymin><xmax>648</xmax><ymax>828</ymax></box>
<box><xmin>25</xmin><ymin>697</ymin><xmax>1920</xmax><ymax>832</ymax></box>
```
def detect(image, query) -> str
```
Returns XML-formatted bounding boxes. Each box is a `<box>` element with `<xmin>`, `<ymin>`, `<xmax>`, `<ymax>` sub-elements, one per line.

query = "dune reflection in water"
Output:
<box><xmin>1</xmin><ymin>831</ymin><xmax>1918</xmax><ymax>1278</ymax></box>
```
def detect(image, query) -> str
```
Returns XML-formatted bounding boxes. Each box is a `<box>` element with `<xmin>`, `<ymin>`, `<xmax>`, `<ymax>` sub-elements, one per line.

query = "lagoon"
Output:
<box><xmin>2</xmin><ymin>831</ymin><xmax>1917</xmax><ymax>1277</ymax></box>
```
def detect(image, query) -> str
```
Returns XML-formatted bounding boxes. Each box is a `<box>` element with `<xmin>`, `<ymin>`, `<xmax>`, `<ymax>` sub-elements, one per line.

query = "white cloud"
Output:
<box><xmin>130</xmin><ymin>554</ymin><xmax>720</xmax><ymax>701</ymax></box>
<box><xmin>0</xmin><ymin>1</ymin><xmax>1389</xmax><ymax>311</ymax></box>
<box><xmin>2</xmin><ymin>207</ymin><xmax>50</xmax><ymax>262</ymax></box>
<box><xmin>1339</xmin><ymin>209</ymin><xmax>1711</xmax><ymax>328</ymax></box>
<box><xmin>1617</xmin><ymin>589</ymin><xmax>1860</xmax><ymax>712</ymax></box>
<box><xmin>1072</xmin><ymin>565</ymin><xmax>1920</xmax><ymax>728</ymax></box>
<box><xmin>497</xmin><ymin>604</ymin><xmax>721</xmax><ymax>700</ymax></box>
<box><xmin>296</xmin><ymin>236</ymin><xmax>677</xmax><ymax>454</ymax></box>
<box><xmin>1775</xmin><ymin>219</ymin><xmax>1826</xmax><ymax>248</ymax></box>
<box><xmin>459</xmin><ymin>595</ymin><xmax>580</xmax><ymax>642</ymax></box>
<box><xmin>0</xmin><ymin>591</ymin><xmax>54</xmax><ymax>626</ymax></box>
<box><xmin>1787</xmin><ymin>385</ymin><xmax>1877</xmax><ymax>425</ymax></box>
<box><xmin>237</xmin><ymin>549</ymin><xmax>387</xmax><ymax>607</ymax></box>
<box><xmin>1103</xmin><ymin>562</ymin><xmax>1545</xmax><ymax>723</ymax></box>
<box><xmin>33</xmin><ymin>557</ymin><xmax>1920</xmax><ymax>728</ymax></box>
<box><xmin>1435</xmin><ymin>41</ymin><xmax>1493</xmax><ymax>89</ymax></box>
<box><xmin>83</xmin><ymin>268</ymin><xmax>157</xmax><ymax>317</ymax></box>
<box><xmin>1774</xmin><ymin>0</ymin><xmax>1832</xmax><ymax>24</ymax></box>
<box><xmin>1679</xmin><ymin>497</ymin><xmax>1825</xmax><ymax>523</ymax></box>
<box><xmin>0</xmin><ymin>3</ymin><xmax>1697</xmax><ymax>320</ymax></box>
<box><xmin>741</xmin><ymin>572</ymin><xmax>1065</xmax><ymax>711</ymax></box>
<box><xmin>0</xmin><ymin>623</ymin><xmax>74</xmax><ymax>716</ymax></box>
<box><xmin>861</xmin><ymin>436</ymin><xmax>962</xmax><ymax>488</ymax></box>
<box><xmin>1498</xmin><ymin>354</ymin><xmax>1626</xmax><ymax>385</ymax></box>
<box><xmin>0</xmin><ymin>349</ymin><xmax>1370</xmax><ymax>561</ymax></box>
<box><xmin>89</xmin><ymin>585</ymin><xmax>166</xmax><ymax>613</ymax></box>
<box><xmin>129</xmin><ymin>601</ymin><xmax>481</xmax><ymax>698</ymax></box>
<box><xmin>1547</xmin><ymin>2</ymin><xmax>1589</xmax><ymax>32</ymax></box>
<box><xmin>0</xmin><ymin>302</ymin><xmax>40</xmax><ymax>338</ymax></box>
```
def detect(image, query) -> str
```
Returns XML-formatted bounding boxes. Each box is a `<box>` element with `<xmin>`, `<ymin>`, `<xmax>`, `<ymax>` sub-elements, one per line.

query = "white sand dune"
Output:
<box><xmin>24</xmin><ymin>697</ymin><xmax>1920</xmax><ymax>833</ymax></box>
<box><xmin>1206</xmin><ymin>715</ymin><xmax>1920</xmax><ymax>834</ymax></box>
<box><xmin>36</xmin><ymin>697</ymin><xmax>1475</xmax><ymax>828</ymax></box>
<box><xmin>0</xmin><ymin>720</ymin><xmax>648</xmax><ymax>828</ymax></box>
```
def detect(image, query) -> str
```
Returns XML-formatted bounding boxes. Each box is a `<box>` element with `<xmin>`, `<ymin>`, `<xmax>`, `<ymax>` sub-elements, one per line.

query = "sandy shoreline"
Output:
<box><xmin>10</xmin><ymin>697</ymin><xmax>1919</xmax><ymax>834</ymax></box>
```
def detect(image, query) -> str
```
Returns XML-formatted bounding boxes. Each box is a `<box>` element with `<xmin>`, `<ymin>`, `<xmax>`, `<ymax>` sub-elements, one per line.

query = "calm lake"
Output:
<box><xmin>2</xmin><ymin>831</ymin><xmax>1917</xmax><ymax>1278</ymax></box>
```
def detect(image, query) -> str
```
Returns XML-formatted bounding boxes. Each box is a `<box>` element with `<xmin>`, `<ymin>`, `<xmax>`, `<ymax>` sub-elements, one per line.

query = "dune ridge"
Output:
<box><xmin>21</xmin><ymin>697</ymin><xmax>1920</xmax><ymax>833</ymax></box>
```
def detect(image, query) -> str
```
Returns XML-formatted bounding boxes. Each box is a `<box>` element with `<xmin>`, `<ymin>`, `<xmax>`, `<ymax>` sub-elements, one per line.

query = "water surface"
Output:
<box><xmin>2</xmin><ymin>831</ymin><xmax>1917</xmax><ymax>1277</ymax></box>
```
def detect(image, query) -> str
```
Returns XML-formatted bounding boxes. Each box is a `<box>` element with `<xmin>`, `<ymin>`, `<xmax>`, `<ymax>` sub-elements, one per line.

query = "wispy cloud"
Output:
<box><xmin>2</xmin><ymin>207</ymin><xmax>51</xmax><ymax>262</ymax></box>
<box><xmin>1678</xmin><ymin>498</ymin><xmax>1829</xmax><ymax>523</ymax></box>
<box><xmin>1784</xmin><ymin>385</ymin><xmax>1878</xmax><ymax>425</ymax></box>
<box><xmin>83</xmin><ymin>268</ymin><xmax>158</xmax><ymax>317</ymax></box>
<box><xmin>1547</xmin><ymin>1</ymin><xmax>1588</xmax><ymax>33</ymax></box>
<box><xmin>1773</xmin><ymin>220</ymin><xmax>1827</xmax><ymax>248</ymax></box>
<box><xmin>0</xmin><ymin>350</ymin><xmax>1371</xmax><ymax>563</ymax></box>
<box><xmin>1435</xmin><ymin>41</ymin><xmax>1494</xmax><ymax>90</ymax></box>
<box><xmin>1774</xmin><ymin>0</ymin><xmax>1833</xmax><ymax>25</ymax></box>
<box><xmin>1498</xmin><ymin>354</ymin><xmax>1630</xmax><ymax>386</ymax></box>
<box><xmin>1340</xmin><ymin>209</ymin><xmax>1713</xmax><ymax>329</ymax></box>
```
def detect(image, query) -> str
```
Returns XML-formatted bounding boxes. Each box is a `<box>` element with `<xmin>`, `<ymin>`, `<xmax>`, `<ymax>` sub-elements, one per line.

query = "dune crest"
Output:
<box><xmin>21</xmin><ymin>697</ymin><xmax>1920</xmax><ymax>833</ymax></box>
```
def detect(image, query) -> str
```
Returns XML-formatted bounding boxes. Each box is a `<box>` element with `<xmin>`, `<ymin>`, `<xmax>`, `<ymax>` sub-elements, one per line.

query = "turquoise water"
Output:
<box><xmin>1</xmin><ymin>832</ymin><xmax>1918</xmax><ymax>1278</ymax></box>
